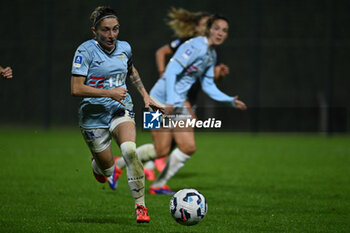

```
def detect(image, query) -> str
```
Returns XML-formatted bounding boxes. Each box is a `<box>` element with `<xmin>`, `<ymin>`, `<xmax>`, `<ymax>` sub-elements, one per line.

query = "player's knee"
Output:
<box><xmin>155</xmin><ymin>145</ymin><xmax>171</xmax><ymax>158</ymax></box>
<box><xmin>178</xmin><ymin>143</ymin><xmax>196</xmax><ymax>155</ymax></box>
<box><xmin>120</xmin><ymin>141</ymin><xmax>137</xmax><ymax>163</ymax></box>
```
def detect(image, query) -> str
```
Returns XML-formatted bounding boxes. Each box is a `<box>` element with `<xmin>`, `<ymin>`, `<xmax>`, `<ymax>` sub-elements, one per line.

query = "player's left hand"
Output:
<box><xmin>143</xmin><ymin>95</ymin><xmax>164</xmax><ymax>113</ymax></box>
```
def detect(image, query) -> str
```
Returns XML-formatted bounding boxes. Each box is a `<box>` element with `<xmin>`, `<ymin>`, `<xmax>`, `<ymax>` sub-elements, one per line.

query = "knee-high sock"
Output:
<box><xmin>120</xmin><ymin>141</ymin><xmax>145</xmax><ymax>207</ymax></box>
<box><xmin>141</xmin><ymin>143</ymin><xmax>158</xmax><ymax>170</ymax></box>
<box><xmin>117</xmin><ymin>143</ymin><xmax>157</xmax><ymax>169</ymax></box>
<box><xmin>144</xmin><ymin>160</ymin><xmax>155</xmax><ymax>170</ymax></box>
<box><xmin>152</xmin><ymin>148</ymin><xmax>190</xmax><ymax>188</ymax></box>
<box><xmin>92</xmin><ymin>159</ymin><xmax>114</xmax><ymax>177</ymax></box>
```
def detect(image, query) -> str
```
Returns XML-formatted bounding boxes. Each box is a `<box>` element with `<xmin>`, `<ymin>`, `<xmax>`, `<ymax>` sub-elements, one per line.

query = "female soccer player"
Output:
<box><xmin>148</xmin><ymin>14</ymin><xmax>247</xmax><ymax>194</ymax></box>
<box><xmin>156</xmin><ymin>8</ymin><xmax>229</xmax><ymax>79</ymax></box>
<box><xmin>71</xmin><ymin>6</ymin><xmax>161</xmax><ymax>223</ymax></box>
<box><xmin>144</xmin><ymin>8</ymin><xmax>230</xmax><ymax>179</ymax></box>
<box><xmin>155</xmin><ymin>8</ymin><xmax>230</xmax><ymax>113</ymax></box>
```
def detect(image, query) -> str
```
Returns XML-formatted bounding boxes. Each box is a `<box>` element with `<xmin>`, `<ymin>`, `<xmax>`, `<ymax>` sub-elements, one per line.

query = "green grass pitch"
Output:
<box><xmin>0</xmin><ymin>129</ymin><xmax>349</xmax><ymax>232</ymax></box>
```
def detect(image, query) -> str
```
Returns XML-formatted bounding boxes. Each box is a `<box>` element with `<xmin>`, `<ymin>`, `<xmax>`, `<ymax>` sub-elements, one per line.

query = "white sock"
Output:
<box><xmin>117</xmin><ymin>143</ymin><xmax>157</xmax><ymax>170</ymax></box>
<box><xmin>144</xmin><ymin>160</ymin><xmax>155</xmax><ymax>170</ymax></box>
<box><xmin>92</xmin><ymin>159</ymin><xmax>103</xmax><ymax>175</ymax></box>
<box><xmin>120</xmin><ymin>141</ymin><xmax>145</xmax><ymax>207</ymax></box>
<box><xmin>116</xmin><ymin>156</ymin><xmax>125</xmax><ymax>169</ymax></box>
<box><xmin>103</xmin><ymin>166</ymin><xmax>115</xmax><ymax>177</ymax></box>
<box><xmin>137</xmin><ymin>143</ymin><xmax>158</xmax><ymax>163</ymax></box>
<box><xmin>92</xmin><ymin>159</ymin><xmax>114</xmax><ymax>177</ymax></box>
<box><xmin>152</xmin><ymin>148</ymin><xmax>190</xmax><ymax>188</ymax></box>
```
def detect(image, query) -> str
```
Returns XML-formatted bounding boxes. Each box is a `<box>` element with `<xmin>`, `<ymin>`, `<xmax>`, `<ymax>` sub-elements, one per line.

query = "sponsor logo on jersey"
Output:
<box><xmin>73</xmin><ymin>55</ymin><xmax>82</xmax><ymax>68</ymax></box>
<box><xmin>185</xmin><ymin>65</ymin><xmax>198</xmax><ymax>74</ymax></box>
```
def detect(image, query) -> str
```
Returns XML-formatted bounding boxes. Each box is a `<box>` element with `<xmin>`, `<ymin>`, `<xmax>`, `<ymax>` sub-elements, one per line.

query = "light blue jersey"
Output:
<box><xmin>150</xmin><ymin>36</ymin><xmax>235</xmax><ymax>107</ymax></box>
<box><xmin>71</xmin><ymin>39</ymin><xmax>134</xmax><ymax>129</ymax></box>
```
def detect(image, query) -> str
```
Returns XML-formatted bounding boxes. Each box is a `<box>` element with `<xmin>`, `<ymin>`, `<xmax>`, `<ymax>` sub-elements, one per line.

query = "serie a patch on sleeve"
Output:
<box><xmin>73</xmin><ymin>55</ymin><xmax>82</xmax><ymax>68</ymax></box>
<box><xmin>182</xmin><ymin>49</ymin><xmax>192</xmax><ymax>59</ymax></box>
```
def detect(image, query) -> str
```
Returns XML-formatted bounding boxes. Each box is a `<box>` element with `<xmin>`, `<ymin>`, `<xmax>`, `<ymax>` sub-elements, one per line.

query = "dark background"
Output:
<box><xmin>0</xmin><ymin>0</ymin><xmax>349</xmax><ymax>132</ymax></box>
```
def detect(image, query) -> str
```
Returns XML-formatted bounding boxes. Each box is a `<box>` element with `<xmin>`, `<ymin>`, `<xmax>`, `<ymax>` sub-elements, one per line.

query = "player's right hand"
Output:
<box><xmin>234</xmin><ymin>96</ymin><xmax>247</xmax><ymax>111</ymax></box>
<box><xmin>109</xmin><ymin>88</ymin><xmax>127</xmax><ymax>106</ymax></box>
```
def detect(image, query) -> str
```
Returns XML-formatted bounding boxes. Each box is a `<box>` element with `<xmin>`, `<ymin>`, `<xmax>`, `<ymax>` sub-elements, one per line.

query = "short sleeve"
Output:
<box><xmin>172</xmin><ymin>40</ymin><xmax>199</xmax><ymax>68</ymax></box>
<box><xmin>71</xmin><ymin>45</ymin><xmax>91</xmax><ymax>76</ymax></box>
<box><xmin>124</xmin><ymin>42</ymin><xmax>132</xmax><ymax>60</ymax></box>
<box><xmin>121</xmin><ymin>41</ymin><xmax>133</xmax><ymax>68</ymax></box>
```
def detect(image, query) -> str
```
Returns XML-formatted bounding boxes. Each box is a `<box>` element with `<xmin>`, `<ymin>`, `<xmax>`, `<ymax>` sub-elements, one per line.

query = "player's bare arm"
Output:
<box><xmin>128</xmin><ymin>65</ymin><xmax>147</xmax><ymax>96</ymax></box>
<box><xmin>128</xmin><ymin>65</ymin><xmax>164</xmax><ymax>111</ymax></box>
<box><xmin>71</xmin><ymin>75</ymin><xmax>126</xmax><ymax>106</ymax></box>
<box><xmin>155</xmin><ymin>44</ymin><xmax>173</xmax><ymax>77</ymax></box>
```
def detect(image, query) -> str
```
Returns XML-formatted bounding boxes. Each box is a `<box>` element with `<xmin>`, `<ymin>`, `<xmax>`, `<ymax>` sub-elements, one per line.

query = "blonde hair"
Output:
<box><xmin>167</xmin><ymin>7</ymin><xmax>209</xmax><ymax>38</ymax></box>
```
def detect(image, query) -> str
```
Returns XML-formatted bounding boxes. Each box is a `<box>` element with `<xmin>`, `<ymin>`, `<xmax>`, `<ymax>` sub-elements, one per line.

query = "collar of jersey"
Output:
<box><xmin>203</xmin><ymin>36</ymin><xmax>209</xmax><ymax>45</ymax></box>
<box><xmin>203</xmin><ymin>36</ymin><xmax>215</xmax><ymax>51</ymax></box>
<box><xmin>94</xmin><ymin>40</ymin><xmax>116</xmax><ymax>55</ymax></box>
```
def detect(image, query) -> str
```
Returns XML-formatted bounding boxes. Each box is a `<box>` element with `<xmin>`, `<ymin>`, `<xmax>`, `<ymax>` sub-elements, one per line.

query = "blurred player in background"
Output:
<box><xmin>0</xmin><ymin>66</ymin><xmax>13</xmax><ymax>79</ymax></box>
<box><xmin>70</xmin><ymin>6</ymin><xmax>161</xmax><ymax>223</ymax></box>
<box><xmin>143</xmin><ymin>8</ymin><xmax>231</xmax><ymax>180</ymax></box>
<box><xmin>116</xmin><ymin>14</ymin><xmax>247</xmax><ymax>195</ymax></box>
<box><xmin>155</xmin><ymin>8</ymin><xmax>211</xmax><ymax>78</ymax></box>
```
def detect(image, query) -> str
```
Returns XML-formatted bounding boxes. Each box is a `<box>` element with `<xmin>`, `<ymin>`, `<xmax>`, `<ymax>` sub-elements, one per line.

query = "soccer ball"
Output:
<box><xmin>169</xmin><ymin>188</ymin><xmax>208</xmax><ymax>226</ymax></box>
